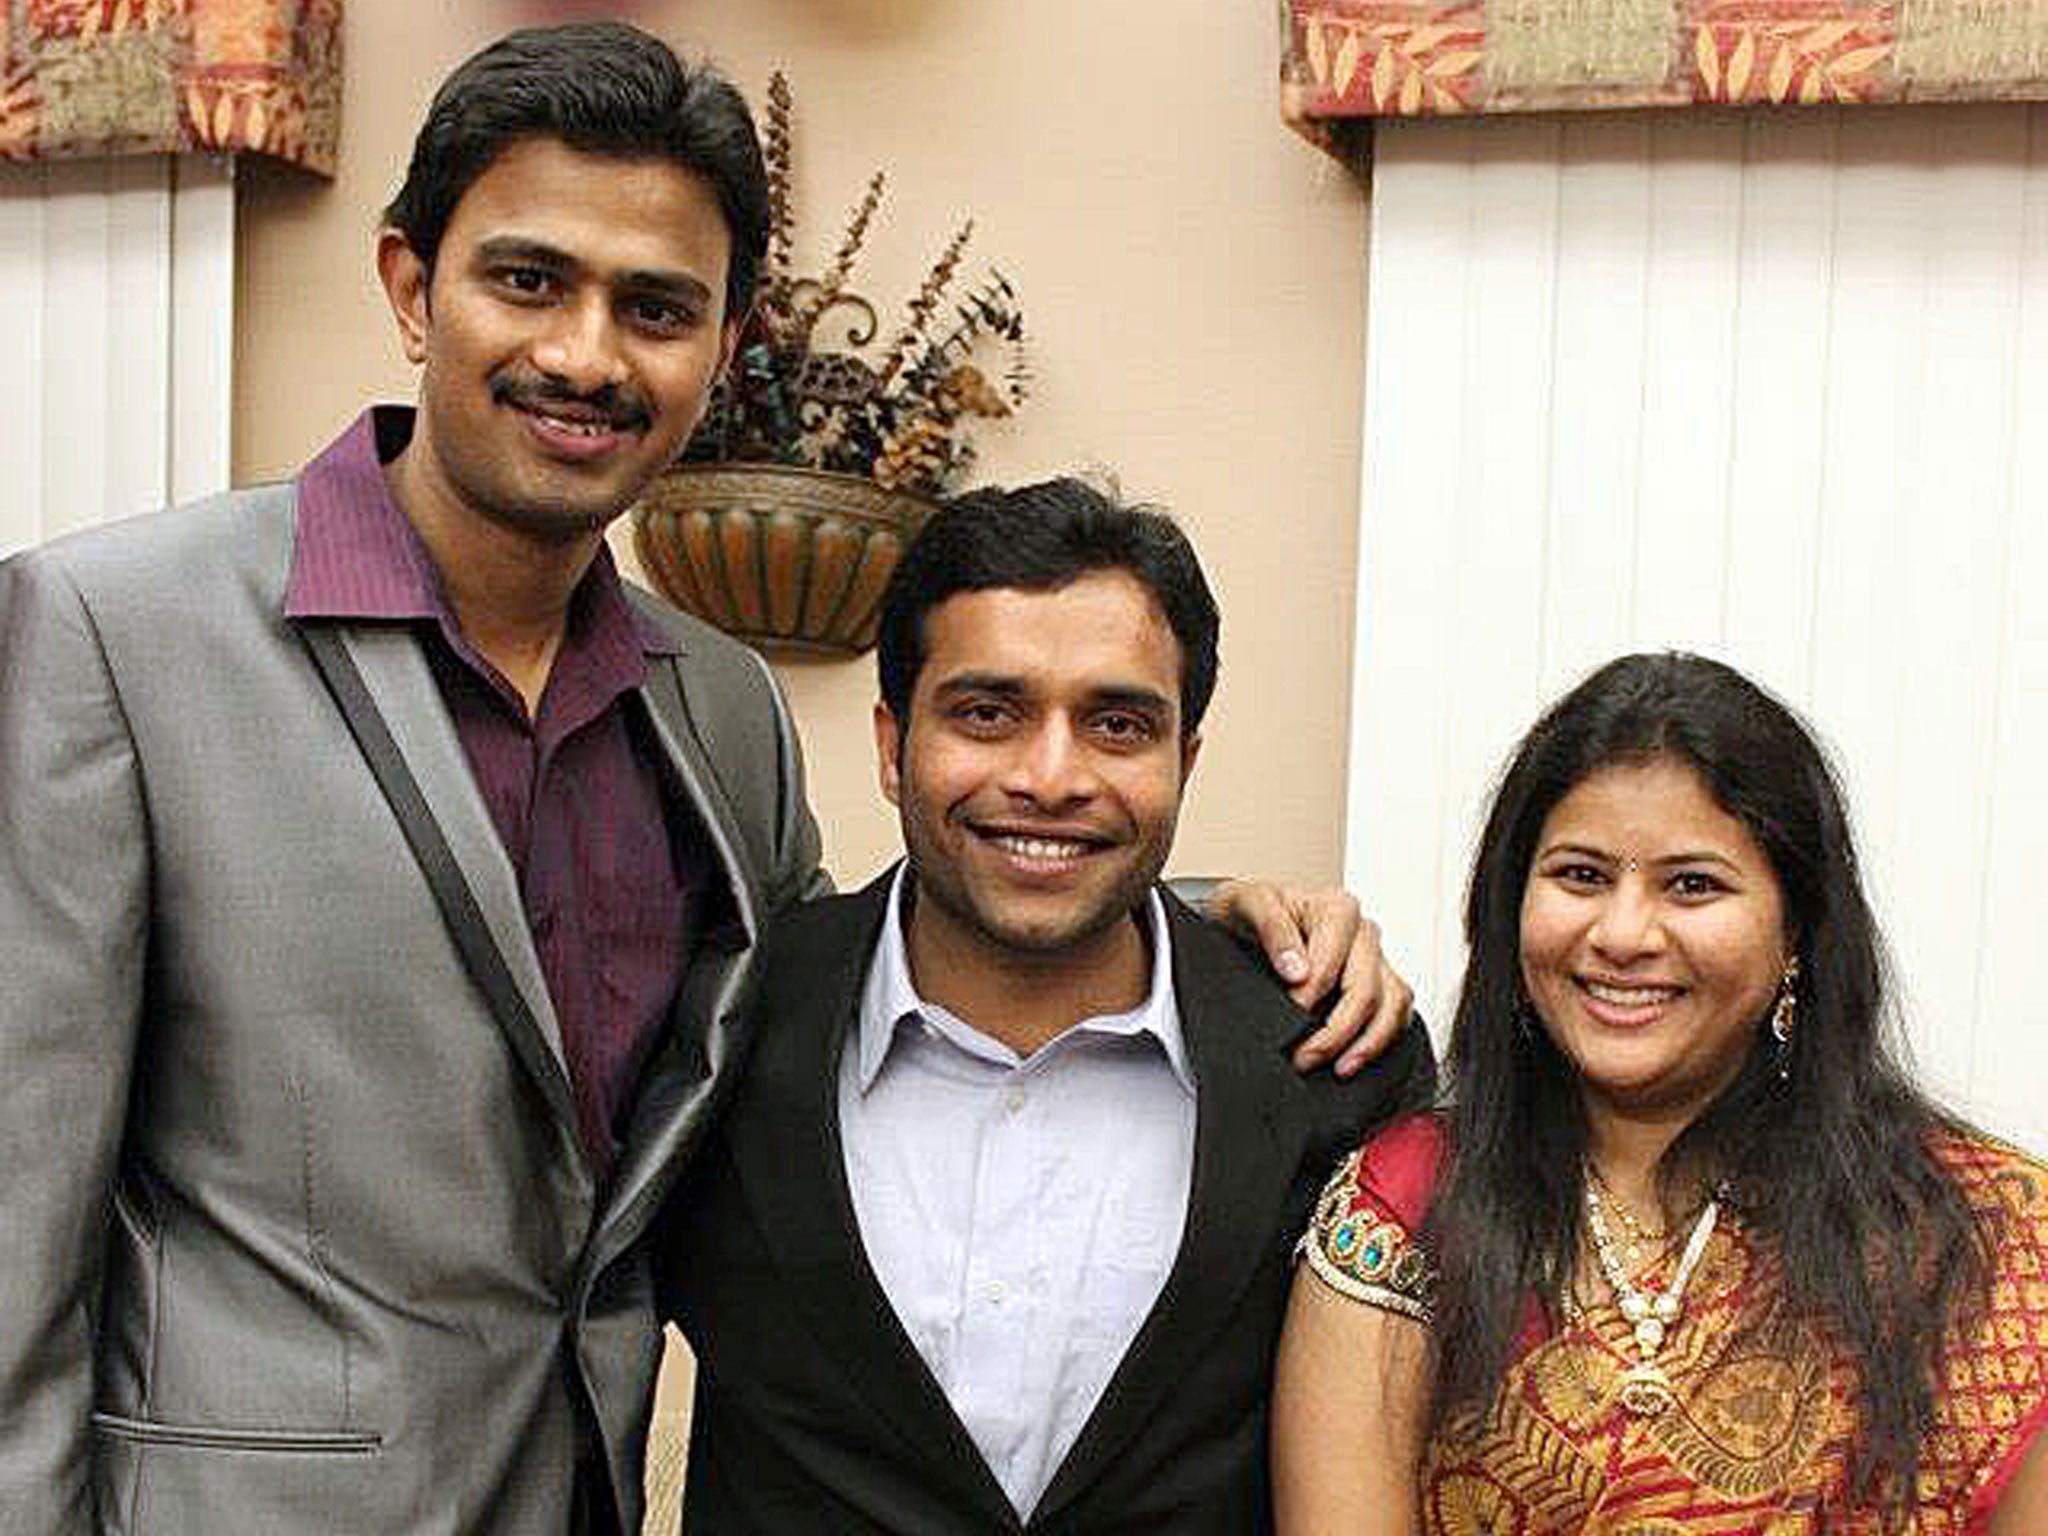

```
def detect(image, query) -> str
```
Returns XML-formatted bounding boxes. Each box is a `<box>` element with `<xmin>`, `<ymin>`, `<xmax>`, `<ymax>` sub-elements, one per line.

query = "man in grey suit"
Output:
<box><xmin>0</xmin><ymin>22</ymin><xmax>1405</xmax><ymax>1536</ymax></box>
<box><xmin>0</xmin><ymin>25</ymin><xmax>821</xmax><ymax>1536</ymax></box>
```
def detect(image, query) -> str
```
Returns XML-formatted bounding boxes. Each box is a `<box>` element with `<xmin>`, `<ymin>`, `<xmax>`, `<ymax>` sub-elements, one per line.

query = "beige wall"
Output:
<box><xmin>235</xmin><ymin>0</ymin><xmax>1369</xmax><ymax>889</ymax></box>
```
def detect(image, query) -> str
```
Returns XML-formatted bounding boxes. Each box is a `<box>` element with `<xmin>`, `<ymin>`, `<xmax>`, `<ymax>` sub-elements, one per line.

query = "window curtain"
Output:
<box><xmin>2</xmin><ymin>0</ymin><xmax>340</xmax><ymax>174</ymax></box>
<box><xmin>1284</xmin><ymin>1</ymin><xmax>2048</xmax><ymax>146</ymax></box>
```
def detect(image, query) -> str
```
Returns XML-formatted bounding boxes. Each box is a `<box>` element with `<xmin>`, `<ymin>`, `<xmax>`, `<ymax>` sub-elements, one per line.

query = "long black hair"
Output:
<box><xmin>1422</xmin><ymin>652</ymin><xmax>1992</xmax><ymax>1517</ymax></box>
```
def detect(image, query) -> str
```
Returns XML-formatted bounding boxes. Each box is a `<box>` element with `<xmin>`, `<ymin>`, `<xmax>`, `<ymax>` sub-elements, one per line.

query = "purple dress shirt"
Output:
<box><xmin>283</xmin><ymin>407</ymin><xmax>712</xmax><ymax>1176</ymax></box>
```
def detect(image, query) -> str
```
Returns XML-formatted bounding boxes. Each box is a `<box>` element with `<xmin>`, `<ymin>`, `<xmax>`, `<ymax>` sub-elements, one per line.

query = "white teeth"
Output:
<box><xmin>535</xmin><ymin>410</ymin><xmax>608</xmax><ymax>436</ymax></box>
<box><xmin>1584</xmin><ymin>981</ymin><xmax>1680</xmax><ymax>1007</ymax></box>
<box><xmin>993</xmin><ymin>835</ymin><xmax>1091</xmax><ymax>861</ymax></box>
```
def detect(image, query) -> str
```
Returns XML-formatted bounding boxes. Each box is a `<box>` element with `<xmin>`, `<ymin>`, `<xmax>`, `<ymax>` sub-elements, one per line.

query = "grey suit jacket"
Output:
<box><xmin>0</xmin><ymin>483</ymin><xmax>825</xmax><ymax>1535</ymax></box>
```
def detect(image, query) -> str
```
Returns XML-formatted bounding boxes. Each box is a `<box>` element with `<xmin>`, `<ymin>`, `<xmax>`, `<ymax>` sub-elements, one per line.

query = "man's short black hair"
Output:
<box><xmin>876</xmin><ymin>477</ymin><xmax>1221</xmax><ymax>736</ymax></box>
<box><xmin>382</xmin><ymin>22</ymin><xmax>768</xmax><ymax>320</ymax></box>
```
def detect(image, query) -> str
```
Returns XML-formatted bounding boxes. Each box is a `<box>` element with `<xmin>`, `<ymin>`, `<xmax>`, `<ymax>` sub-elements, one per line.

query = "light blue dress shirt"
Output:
<box><xmin>838</xmin><ymin>867</ymin><xmax>1198</xmax><ymax>1517</ymax></box>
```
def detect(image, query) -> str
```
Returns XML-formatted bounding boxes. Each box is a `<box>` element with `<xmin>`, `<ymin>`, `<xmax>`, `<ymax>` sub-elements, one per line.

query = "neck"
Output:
<box><xmin>903</xmin><ymin>889</ymin><xmax>1154</xmax><ymax>1058</ymax></box>
<box><xmin>1582</xmin><ymin>1102</ymin><xmax>1706</xmax><ymax>1218</ymax></box>
<box><xmin>385</xmin><ymin>449</ymin><xmax>605</xmax><ymax>715</ymax></box>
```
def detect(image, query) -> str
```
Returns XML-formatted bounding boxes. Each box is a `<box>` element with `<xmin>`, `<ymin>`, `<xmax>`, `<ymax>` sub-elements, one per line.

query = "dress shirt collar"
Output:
<box><xmin>281</xmin><ymin>405</ymin><xmax>679</xmax><ymax>664</ymax></box>
<box><xmin>854</xmin><ymin>862</ymin><xmax>1193</xmax><ymax>1094</ymax></box>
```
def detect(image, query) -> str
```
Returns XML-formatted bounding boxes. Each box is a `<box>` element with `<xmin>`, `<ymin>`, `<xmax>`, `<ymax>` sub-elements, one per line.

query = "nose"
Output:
<box><xmin>529</xmin><ymin>292</ymin><xmax>628</xmax><ymax>394</ymax></box>
<box><xmin>1001</xmin><ymin>716</ymin><xmax>1101</xmax><ymax>808</ymax></box>
<box><xmin>1587</xmin><ymin>877</ymin><xmax>1664</xmax><ymax>962</ymax></box>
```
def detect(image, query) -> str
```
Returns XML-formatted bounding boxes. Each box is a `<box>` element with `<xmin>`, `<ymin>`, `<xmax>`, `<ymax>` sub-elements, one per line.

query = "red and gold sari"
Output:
<box><xmin>1301</xmin><ymin>1117</ymin><xmax>2048</xmax><ymax>1532</ymax></box>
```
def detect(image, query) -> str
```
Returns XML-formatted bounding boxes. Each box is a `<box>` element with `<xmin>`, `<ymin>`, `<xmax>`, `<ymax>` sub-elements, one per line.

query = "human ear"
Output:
<box><xmin>873</xmin><ymin>700</ymin><xmax>904</xmax><ymax>807</ymax></box>
<box><xmin>376</xmin><ymin>229</ymin><xmax>432</xmax><ymax>365</ymax></box>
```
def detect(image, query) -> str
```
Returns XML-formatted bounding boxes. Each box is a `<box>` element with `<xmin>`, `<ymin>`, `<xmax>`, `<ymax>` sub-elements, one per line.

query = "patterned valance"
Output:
<box><xmin>1284</xmin><ymin>2</ymin><xmax>2048</xmax><ymax>142</ymax></box>
<box><xmin>2</xmin><ymin>0</ymin><xmax>341</xmax><ymax>174</ymax></box>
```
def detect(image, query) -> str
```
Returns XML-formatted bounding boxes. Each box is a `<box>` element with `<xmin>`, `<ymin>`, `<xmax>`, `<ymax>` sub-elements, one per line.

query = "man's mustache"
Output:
<box><xmin>491</xmin><ymin>373</ymin><xmax>653</xmax><ymax>433</ymax></box>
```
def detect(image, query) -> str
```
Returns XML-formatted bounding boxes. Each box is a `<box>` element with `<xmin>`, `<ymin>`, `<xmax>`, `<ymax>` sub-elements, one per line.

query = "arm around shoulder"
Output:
<box><xmin>0</xmin><ymin>549</ymin><xmax>153</xmax><ymax>1529</ymax></box>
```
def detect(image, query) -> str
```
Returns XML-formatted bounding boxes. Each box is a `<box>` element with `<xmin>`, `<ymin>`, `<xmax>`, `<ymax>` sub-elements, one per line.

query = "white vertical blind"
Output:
<box><xmin>169</xmin><ymin>158</ymin><xmax>235</xmax><ymax>505</ymax></box>
<box><xmin>0</xmin><ymin>154</ymin><xmax>233</xmax><ymax>558</ymax></box>
<box><xmin>1348</xmin><ymin>103</ymin><xmax>2048</xmax><ymax>1155</ymax></box>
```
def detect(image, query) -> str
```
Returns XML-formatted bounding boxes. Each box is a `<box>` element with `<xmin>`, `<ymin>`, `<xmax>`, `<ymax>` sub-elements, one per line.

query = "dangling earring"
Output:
<box><xmin>1769</xmin><ymin>957</ymin><xmax>1799</xmax><ymax>1081</ymax></box>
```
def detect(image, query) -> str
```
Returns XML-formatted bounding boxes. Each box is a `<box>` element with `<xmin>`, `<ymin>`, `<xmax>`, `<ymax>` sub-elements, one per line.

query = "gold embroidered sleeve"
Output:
<box><xmin>1296</xmin><ymin>1147</ymin><xmax>1435</xmax><ymax>1324</ymax></box>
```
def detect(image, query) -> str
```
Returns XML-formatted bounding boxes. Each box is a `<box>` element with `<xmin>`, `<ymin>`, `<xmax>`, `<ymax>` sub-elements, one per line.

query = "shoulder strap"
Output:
<box><xmin>298</xmin><ymin>624</ymin><xmax>578</xmax><ymax>1138</ymax></box>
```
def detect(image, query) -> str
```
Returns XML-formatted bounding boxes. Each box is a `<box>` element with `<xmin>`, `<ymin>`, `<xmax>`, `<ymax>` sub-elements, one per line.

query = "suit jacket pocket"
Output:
<box><xmin>92</xmin><ymin>1410</ymin><xmax>386</xmax><ymax>1536</ymax></box>
<box><xmin>90</xmin><ymin>1411</ymin><xmax>381</xmax><ymax>1454</ymax></box>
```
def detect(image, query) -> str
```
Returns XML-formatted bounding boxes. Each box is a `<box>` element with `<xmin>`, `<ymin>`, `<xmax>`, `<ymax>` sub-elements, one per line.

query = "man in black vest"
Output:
<box><xmin>664</xmin><ymin>479</ymin><xmax>1435</xmax><ymax>1532</ymax></box>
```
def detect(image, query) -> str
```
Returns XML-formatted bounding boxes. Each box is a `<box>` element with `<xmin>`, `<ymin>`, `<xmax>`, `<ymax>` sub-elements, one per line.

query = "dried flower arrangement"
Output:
<box><xmin>679</xmin><ymin>73</ymin><xmax>1029</xmax><ymax>496</ymax></box>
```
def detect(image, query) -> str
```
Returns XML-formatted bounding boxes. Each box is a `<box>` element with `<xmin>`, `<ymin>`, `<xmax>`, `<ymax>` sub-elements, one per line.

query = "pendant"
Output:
<box><xmin>1618</xmin><ymin>1362</ymin><xmax>1675</xmax><ymax>1417</ymax></box>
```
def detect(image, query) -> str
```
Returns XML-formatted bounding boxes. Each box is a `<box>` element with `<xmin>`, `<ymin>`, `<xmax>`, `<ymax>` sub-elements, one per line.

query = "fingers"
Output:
<box><xmin>1290</xmin><ymin>913</ymin><xmax>1414</xmax><ymax>1077</ymax></box>
<box><xmin>1208</xmin><ymin>878</ymin><xmax>1313</xmax><ymax>987</ymax></box>
<box><xmin>1207</xmin><ymin>878</ymin><xmax>1415</xmax><ymax>1077</ymax></box>
<box><xmin>1279</xmin><ymin>890</ymin><xmax>1370</xmax><ymax>1072</ymax></box>
<box><xmin>1286</xmin><ymin>888</ymin><xmax>1362</xmax><ymax>1011</ymax></box>
<box><xmin>1336</xmin><ymin>955</ymin><xmax>1414</xmax><ymax>1077</ymax></box>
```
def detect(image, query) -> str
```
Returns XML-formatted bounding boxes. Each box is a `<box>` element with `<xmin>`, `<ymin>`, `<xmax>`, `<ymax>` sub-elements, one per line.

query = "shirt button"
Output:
<box><xmin>1003</xmin><ymin>1088</ymin><xmax>1027</xmax><ymax>1115</ymax></box>
<box><xmin>986</xmin><ymin>1281</ymin><xmax>1007</xmax><ymax>1306</ymax></box>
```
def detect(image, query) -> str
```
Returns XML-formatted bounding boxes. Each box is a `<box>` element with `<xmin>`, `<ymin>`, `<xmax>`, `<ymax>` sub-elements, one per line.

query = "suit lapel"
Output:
<box><xmin>632</xmin><ymin>655</ymin><xmax>766</xmax><ymax>944</ymax></box>
<box><xmin>587</xmin><ymin>657</ymin><xmax>769</xmax><ymax>1263</ymax></box>
<box><xmin>338</xmin><ymin>626</ymin><xmax>581</xmax><ymax>1141</ymax></box>
<box><xmin>1032</xmin><ymin>900</ymin><xmax>1309</xmax><ymax>1525</ymax></box>
<box><xmin>727</xmin><ymin>879</ymin><xmax>1021</xmax><ymax>1528</ymax></box>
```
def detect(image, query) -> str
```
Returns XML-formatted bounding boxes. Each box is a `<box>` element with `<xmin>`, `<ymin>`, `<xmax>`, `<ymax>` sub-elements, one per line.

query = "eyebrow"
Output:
<box><xmin>931</xmin><ymin>673</ymin><xmax>1029</xmax><ymax>703</ymax></box>
<box><xmin>1086</xmin><ymin>684</ymin><xmax>1174</xmax><ymax>719</ymax></box>
<box><xmin>1538</xmin><ymin>841</ymin><xmax>1744</xmax><ymax>871</ymax></box>
<box><xmin>472</xmin><ymin>235</ymin><xmax>714</xmax><ymax>305</ymax></box>
<box><xmin>474</xmin><ymin>235</ymin><xmax>574</xmax><ymax>270</ymax></box>
<box><xmin>931</xmin><ymin>674</ymin><xmax>1175</xmax><ymax>717</ymax></box>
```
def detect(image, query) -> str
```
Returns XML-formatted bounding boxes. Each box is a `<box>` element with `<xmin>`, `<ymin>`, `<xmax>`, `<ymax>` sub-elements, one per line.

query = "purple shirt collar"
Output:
<box><xmin>282</xmin><ymin>406</ymin><xmax>680</xmax><ymax>668</ymax></box>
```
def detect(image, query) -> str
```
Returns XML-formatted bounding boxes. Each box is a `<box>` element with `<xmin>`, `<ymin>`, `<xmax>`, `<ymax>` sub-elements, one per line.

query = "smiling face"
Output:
<box><xmin>378</xmin><ymin>136</ymin><xmax>739</xmax><ymax>544</ymax></box>
<box><xmin>1519</xmin><ymin>755</ymin><xmax>1789</xmax><ymax>1128</ymax></box>
<box><xmin>875</xmin><ymin>570</ymin><xmax>1200</xmax><ymax>982</ymax></box>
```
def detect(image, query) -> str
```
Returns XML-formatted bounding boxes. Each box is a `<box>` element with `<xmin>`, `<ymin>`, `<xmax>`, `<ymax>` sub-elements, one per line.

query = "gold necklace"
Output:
<box><xmin>1582</xmin><ymin>1171</ymin><xmax>1721</xmax><ymax>1417</ymax></box>
<box><xmin>1583</xmin><ymin>1163</ymin><xmax>1671</xmax><ymax>1269</ymax></box>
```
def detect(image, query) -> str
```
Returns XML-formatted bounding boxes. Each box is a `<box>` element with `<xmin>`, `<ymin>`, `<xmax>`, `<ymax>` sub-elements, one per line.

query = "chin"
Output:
<box><xmin>495</xmin><ymin>493</ymin><xmax>627</xmax><ymax>541</ymax></box>
<box><xmin>1569</xmin><ymin>1048</ymin><xmax>1673</xmax><ymax>1099</ymax></box>
<box><xmin>977</xmin><ymin>900</ymin><xmax>1131</xmax><ymax>957</ymax></box>
<box><xmin>983</xmin><ymin>915</ymin><xmax>1102</xmax><ymax>954</ymax></box>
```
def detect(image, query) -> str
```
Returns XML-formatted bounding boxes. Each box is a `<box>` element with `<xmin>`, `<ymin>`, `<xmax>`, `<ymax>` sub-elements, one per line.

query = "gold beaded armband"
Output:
<box><xmin>1296</xmin><ymin>1148</ymin><xmax>1435</xmax><ymax>1324</ymax></box>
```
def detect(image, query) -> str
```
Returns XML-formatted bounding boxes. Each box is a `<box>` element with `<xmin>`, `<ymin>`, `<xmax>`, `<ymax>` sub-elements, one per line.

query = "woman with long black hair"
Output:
<box><xmin>1273</xmin><ymin>652</ymin><xmax>2048</xmax><ymax>1532</ymax></box>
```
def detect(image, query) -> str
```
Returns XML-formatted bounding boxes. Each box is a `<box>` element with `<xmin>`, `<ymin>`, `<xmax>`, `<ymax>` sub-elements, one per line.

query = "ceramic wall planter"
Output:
<box><xmin>633</xmin><ymin>462</ymin><xmax>935</xmax><ymax>656</ymax></box>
